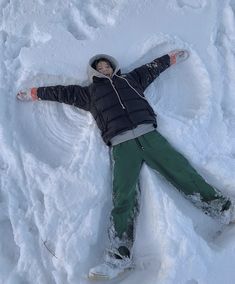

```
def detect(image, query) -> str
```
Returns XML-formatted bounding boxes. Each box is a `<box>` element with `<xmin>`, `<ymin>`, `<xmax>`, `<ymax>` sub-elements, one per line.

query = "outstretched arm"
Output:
<box><xmin>17</xmin><ymin>84</ymin><xmax>91</xmax><ymax>111</ymax></box>
<box><xmin>127</xmin><ymin>49</ymin><xmax>189</xmax><ymax>91</ymax></box>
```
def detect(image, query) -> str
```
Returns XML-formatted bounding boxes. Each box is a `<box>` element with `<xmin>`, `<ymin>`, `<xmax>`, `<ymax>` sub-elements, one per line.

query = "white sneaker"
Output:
<box><xmin>227</xmin><ymin>202</ymin><xmax>235</xmax><ymax>224</ymax></box>
<box><xmin>220</xmin><ymin>201</ymin><xmax>235</xmax><ymax>225</ymax></box>
<box><xmin>88</xmin><ymin>248</ymin><xmax>134</xmax><ymax>280</ymax></box>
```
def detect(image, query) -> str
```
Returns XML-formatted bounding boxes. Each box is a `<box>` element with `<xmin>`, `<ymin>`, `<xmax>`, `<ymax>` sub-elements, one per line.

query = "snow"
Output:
<box><xmin>1</xmin><ymin>0</ymin><xmax>235</xmax><ymax>283</ymax></box>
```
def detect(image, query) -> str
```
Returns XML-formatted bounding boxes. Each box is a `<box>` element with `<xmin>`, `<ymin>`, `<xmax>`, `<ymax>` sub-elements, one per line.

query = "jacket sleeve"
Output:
<box><xmin>127</xmin><ymin>54</ymin><xmax>171</xmax><ymax>91</ymax></box>
<box><xmin>37</xmin><ymin>85</ymin><xmax>91</xmax><ymax>111</ymax></box>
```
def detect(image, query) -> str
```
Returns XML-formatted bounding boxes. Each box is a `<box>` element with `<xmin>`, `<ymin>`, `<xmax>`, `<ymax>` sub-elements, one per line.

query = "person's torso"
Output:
<box><xmin>88</xmin><ymin>74</ymin><xmax>157</xmax><ymax>145</ymax></box>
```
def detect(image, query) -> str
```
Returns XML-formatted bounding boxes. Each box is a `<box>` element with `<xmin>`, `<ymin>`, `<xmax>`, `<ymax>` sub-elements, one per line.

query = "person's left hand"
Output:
<box><xmin>17</xmin><ymin>88</ymin><xmax>38</xmax><ymax>101</ymax></box>
<box><xmin>169</xmin><ymin>49</ymin><xmax>189</xmax><ymax>65</ymax></box>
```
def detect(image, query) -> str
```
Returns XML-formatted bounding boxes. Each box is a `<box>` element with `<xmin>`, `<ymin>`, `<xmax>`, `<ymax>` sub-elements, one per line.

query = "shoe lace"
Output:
<box><xmin>105</xmin><ymin>248</ymin><xmax>124</xmax><ymax>260</ymax></box>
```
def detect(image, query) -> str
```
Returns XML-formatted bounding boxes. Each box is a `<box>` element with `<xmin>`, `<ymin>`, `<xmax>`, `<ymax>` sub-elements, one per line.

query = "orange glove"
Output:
<box><xmin>17</xmin><ymin>88</ymin><xmax>38</xmax><ymax>101</ymax></box>
<box><xmin>169</xmin><ymin>49</ymin><xmax>189</xmax><ymax>65</ymax></box>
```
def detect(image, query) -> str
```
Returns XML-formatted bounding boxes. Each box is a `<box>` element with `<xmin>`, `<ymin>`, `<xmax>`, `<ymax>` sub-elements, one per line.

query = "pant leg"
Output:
<box><xmin>111</xmin><ymin>139</ymin><xmax>143</xmax><ymax>242</ymax></box>
<box><xmin>139</xmin><ymin>130</ymin><xmax>230</xmax><ymax>213</ymax></box>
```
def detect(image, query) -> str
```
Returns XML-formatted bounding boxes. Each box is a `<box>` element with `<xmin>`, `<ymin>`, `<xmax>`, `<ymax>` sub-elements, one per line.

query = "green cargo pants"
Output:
<box><xmin>111</xmin><ymin>130</ymin><xmax>230</xmax><ymax>242</ymax></box>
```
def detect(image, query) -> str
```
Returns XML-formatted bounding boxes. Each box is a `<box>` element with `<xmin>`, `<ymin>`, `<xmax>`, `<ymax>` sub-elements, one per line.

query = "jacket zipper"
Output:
<box><xmin>109</xmin><ymin>78</ymin><xmax>126</xmax><ymax>109</ymax></box>
<box><xmin>115</xmin><ymin>74</ymin><xmax>157</xmax><ymax>118</ymax></box>
<box><xmin>135</xmin><ymin>138</ymin><xmax>144</xmax><ymax>151</ymax></box>
<box><xmin>115</xmin><ymin>74</ymin><xmax>149</xmax><ymax>102</ymax></box>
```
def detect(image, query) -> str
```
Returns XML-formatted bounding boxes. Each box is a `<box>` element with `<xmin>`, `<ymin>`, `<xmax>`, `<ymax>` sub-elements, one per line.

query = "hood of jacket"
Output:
<box><xmin>88</xmin><ymin>54</ymin><xmax>120</xmax><ymax>83</ymax></box>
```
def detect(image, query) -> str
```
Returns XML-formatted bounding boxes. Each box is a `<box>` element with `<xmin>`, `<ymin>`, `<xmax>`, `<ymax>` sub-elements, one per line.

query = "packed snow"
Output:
<box><xmin>1</xmin><ymin>0</ymin><xmax>235</xmax><ymax>283</ymax></box>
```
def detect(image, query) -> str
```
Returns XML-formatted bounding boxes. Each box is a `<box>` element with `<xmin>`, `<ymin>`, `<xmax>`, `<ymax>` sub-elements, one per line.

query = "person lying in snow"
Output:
<box><xmin>17</xmin><ymin>50</ymin><xmax>235</xmax><ymax>280</ymax></box>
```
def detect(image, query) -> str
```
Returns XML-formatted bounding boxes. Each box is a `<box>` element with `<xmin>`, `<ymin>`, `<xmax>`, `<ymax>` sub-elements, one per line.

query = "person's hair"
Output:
<box><xmin>92</xmin><ymin>58</ymin><xmax>114</xmax><ymax>70</ymax></box>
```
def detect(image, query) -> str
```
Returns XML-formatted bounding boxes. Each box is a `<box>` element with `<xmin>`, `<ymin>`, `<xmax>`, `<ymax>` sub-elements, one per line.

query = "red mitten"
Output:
<box><xmin>169</xmin><ymin>49</ymin><xmax>189</xmax><ymax>65</ymax></box>
<box><xmin>17</xmin><ymin>88</ymin><xmax>38</xmax><ymax>101</ymax></box>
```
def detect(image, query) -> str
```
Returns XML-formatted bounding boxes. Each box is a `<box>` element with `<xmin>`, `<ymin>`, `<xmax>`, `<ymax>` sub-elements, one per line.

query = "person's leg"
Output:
<box><xmin>88</xmin><ymin>140</ymin><xmax>143</xmax><ymax>280</ymax></box>
<box><xmin>110</xmin><ymin>139</ymin><xmax>143</xmax><ymax>254</ymax></box>
<box><xmin>139</xmin><ymin>130</ymin><xmax>231</xmax><ymax>215</ymax></box>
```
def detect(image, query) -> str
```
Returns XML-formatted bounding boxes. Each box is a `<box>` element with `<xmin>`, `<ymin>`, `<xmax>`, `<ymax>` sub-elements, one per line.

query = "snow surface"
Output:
<box><xmin>1</xmin><ymin>0</ymin><xmax>235</xmax><ymax>283</ymax></box>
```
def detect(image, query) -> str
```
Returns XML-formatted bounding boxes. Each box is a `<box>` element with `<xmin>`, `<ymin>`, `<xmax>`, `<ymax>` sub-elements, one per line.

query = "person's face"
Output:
<box><xmin>96</xmin><ymin>61</ymin><xmax>113</xmax><ymax>77</ymax></box>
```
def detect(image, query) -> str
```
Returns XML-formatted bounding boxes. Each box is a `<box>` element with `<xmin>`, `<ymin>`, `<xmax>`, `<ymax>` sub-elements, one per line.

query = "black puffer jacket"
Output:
<box><xmin>37</xmin><ymin>54</ymin><xmax>170</xmax><ymax>145</ymax></box>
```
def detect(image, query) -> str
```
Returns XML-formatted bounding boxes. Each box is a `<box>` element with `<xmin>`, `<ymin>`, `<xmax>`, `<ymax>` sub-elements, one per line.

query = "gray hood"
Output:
<box><xmin>88</xmin><ymin>54</ymin><xmax>120</xmax><ymax>82</ymax></box>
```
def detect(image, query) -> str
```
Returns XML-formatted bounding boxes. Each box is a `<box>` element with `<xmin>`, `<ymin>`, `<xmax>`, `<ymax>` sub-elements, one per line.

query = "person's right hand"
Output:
<box><xmin>17</xmin><ymin>88</ymin><xmax>38</xmax><ymax>101</ymax></box>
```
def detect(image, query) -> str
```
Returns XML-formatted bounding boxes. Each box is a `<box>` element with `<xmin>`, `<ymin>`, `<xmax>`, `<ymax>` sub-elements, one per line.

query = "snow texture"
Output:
<box><xmin>1</xmin><ymin>0</ymin><xmax>235</xmax><ymax>283</ymax></box>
